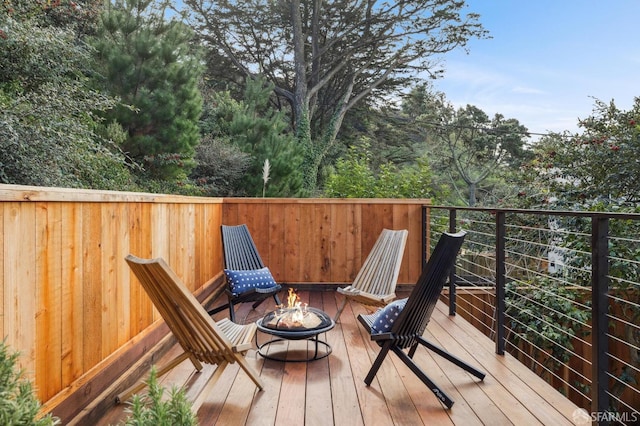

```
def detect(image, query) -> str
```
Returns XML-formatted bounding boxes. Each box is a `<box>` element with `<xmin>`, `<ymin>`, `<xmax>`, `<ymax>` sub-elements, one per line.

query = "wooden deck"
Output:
<box><xmin>78</xmin><ymin>290</ymin><xmax>581</xmax><ymax>426</ymax></box>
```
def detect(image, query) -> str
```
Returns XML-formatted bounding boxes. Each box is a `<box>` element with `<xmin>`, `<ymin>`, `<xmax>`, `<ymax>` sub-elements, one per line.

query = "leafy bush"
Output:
<box><xmin>123</xmin><ymin>367</ymin><xmax>197</xmax><ymax>426</ymax></box>
<box><xmin>191</xmin><ymin>135</ymin><xmax>251</xmax><ymax>196</ymax></box>
<box><xmin>0</xmin><ymin>339</ymin><xmax>59</xmax><ymax>425</ymax></box>
<box><xmin>506</xmin><ymin>278</ymin><xmax>589</xmax><ymax>373</ymax></box>
<box><xmin>324</xmin><ymin>143</ymin><xmax>436</xmax><ymax>199</ymax></box>
<box><xmin>197</xmin><ymin>79</ymin><xmax>304</xmax><ymax>197</ymax></box>
<box><xmin>0</xmin><ymin>13</ymin><xmax>134</xmax><ymax>190</ymax></box>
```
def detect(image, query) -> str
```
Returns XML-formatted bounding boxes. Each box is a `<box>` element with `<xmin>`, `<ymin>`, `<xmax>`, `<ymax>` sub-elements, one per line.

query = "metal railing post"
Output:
<box><xmin>495</xmin><ymin>211</ymin><xmax>506</xmax><ymax>355</ymax></box>
<box><xmin>421</xmin><ymin>205</ymin><xmax>428</xmax><ymax>270</ymax></box>
<box><xmin>592</xmin><ymin>215</ymin><xmax>610</xmax><ymax>422</ymax></box>
<box><xmin>449</xmin><ymin>209</ymin><xmax>457</xmax><ymax>316</ymax></box>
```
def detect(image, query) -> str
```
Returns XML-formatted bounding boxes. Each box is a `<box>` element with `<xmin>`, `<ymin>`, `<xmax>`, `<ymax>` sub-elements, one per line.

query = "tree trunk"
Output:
<box><xmin>468</xmin><ymin>182</ymin><xmax>477</xmax><ymax>206</ymax></box>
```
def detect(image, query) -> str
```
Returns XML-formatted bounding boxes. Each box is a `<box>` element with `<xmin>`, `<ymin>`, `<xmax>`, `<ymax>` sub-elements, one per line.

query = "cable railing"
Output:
<box><xmin>425</xmin><ymin>206</ymin><xmax>640</xmax><ymax>425</ymax></box>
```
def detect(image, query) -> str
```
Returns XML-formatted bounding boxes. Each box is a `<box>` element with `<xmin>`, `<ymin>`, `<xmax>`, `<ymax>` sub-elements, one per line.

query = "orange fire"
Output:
<box><xmin>287</xmin><ymin>287</ymin><xmax>301</xmax><ymax>309</ymax></box>
<box><xmin>277</xmin><ymin>288</ymin><xmax>307</xmax><ymax>325</ymax></box>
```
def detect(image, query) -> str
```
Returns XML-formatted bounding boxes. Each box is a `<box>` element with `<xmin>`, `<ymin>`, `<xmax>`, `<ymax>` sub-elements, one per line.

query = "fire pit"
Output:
<box><xmin>255</xmin><ymin>289</ymin><xmax>335</xmax><ymax>362</ymax></box>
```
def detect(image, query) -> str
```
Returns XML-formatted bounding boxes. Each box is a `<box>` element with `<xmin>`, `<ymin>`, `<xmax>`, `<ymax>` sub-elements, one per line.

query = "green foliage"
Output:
<box><xmin>523</xmin><ymin>98</ymin><xmax>640</xmax><ymax>206</ymax></box>
<box><xmin>0</xmin><ymin>0</ymin><xmax>103</xmax><ymax>35</ymax></box>
<box><xmin>557</xmin><ymin>204</ymin><xmax>640</xmax><ymax>389</ymax></box>
<box><xmin>231</xmin><ymin>78</ymin><xmax>304</xmax><ymax>197</ymax></box>
<box><xmin>196</xmin><ymin>78</ymin><xmax>304</xmax><ymax>197</ymax></box>
<box><xmin>0</xmin><ymin>339</ymin><xmax>59</xmax><ymax>425</ymax></box>
<box><xmin>191</xmin><ymin>88</ymin><xmax>251</xmax><ymax>196</ymax></box>
<box><xmin>323</xmin><ymin>145</ymin><xmax>376</xmax><ymax>198</ymax></box>
<box><xmin>338</xmin><ymin>104</ymin><xmax>423</xmax><ymax>167</ymax></box>
<box><xmin>0</xmin><ymin>12</ymin><xmax>134</xmax><ymax>189</ymax></box>
<box><xmin>427</xmin><ymin>103</ymin><xmax>531</xmax><ymax>206</ymax></box>
<box><xmin>91</xmin><ymin>0</ymin><xmax>203</xmax><ymax>181</ymax></box>
<box><xmin>123</xmin><ymin>367</ymin><xmax>197</xmax><ymax>426</ymax></box>
<box><xmin>506</xmin><ymin>279</ymin><xmax>590</xmax><ymax>370</ymax></box>
<box><xmin>324</xmin><ymin>143</ymin><xmax>436</xmax><ymax>199</ymax></box>
<box><xmin>184</xmin><ymin>0</ymin><xmax>487</xmax><ymax>192</ymax></box>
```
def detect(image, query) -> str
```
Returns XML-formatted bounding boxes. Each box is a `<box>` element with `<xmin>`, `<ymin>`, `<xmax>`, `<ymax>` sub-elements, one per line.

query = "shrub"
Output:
<box><xmin>0</xmin><ymin>339</ymin><xmax>59</xmax><ymax>425</ymax></box>
<box><xmin>123</xmin><ymin>367</ymin><xmax>197</xmax><ymax>426</ymax></box>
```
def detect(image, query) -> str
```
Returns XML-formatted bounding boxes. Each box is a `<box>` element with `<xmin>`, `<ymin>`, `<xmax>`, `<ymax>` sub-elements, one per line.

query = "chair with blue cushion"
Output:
<box><xmin>208</xmin><ymin>224</ymin><xmax>282</xmax><ymax>323</ymax></box>
<box><xmin>357</xmin><ymin>230</ymin><xmax>485</xmax><ymax>409</ymax></box>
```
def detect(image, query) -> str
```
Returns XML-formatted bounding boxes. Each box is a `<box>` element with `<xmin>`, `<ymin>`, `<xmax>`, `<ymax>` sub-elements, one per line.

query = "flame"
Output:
<box><xmin>287</xmin><ymin>287</ymin><xmax>300</xmax><ymax>309</ymax></box>
<box><xmin>285</xmin><ymin>288</ymin><xmax>306</xmax><ymax>324</ymax></box>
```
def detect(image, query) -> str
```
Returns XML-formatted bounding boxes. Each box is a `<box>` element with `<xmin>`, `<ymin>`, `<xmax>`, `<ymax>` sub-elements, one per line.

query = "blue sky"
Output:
<box><xmin>432</xmin><ymin>0</ymin><xmax>639</xmax><ymax>136</ymax></box>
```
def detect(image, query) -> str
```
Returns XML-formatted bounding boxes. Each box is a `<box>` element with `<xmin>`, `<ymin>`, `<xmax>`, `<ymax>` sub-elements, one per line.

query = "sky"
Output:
<box><xmin>431</xmin><ymin>0</ymin><xmax>639</xmax><ymax>137</ymax></box>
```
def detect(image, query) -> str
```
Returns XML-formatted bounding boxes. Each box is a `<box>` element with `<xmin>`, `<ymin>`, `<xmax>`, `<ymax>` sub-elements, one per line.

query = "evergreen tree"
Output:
<box><xmin>91</xmin><ymin>0</ymin><xmax>203</xmax><ymax>181</ymax></box>
<box><xmin>197</xmin><ymin>78</ymin><xmax>304</xmax><ymax>197</ymax></box>
<box><xmin>231</xmin><ymin>78</ymin><xmax>304</xmax><ymax>197</ymax></box>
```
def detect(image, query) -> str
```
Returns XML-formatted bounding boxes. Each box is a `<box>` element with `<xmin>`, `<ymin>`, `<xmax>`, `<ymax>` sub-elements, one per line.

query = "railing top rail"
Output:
<box><xmin>426</xmin><ymin>205</ymin><xmax>640</xmax><ymax>220</ymax></box>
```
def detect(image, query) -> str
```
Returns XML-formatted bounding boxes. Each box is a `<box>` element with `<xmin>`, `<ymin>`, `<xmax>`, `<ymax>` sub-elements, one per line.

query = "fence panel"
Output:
<box><xmin>0</xmin><ymin>186</ymin><xmax>428</xmax><ymax>410</ymax></box>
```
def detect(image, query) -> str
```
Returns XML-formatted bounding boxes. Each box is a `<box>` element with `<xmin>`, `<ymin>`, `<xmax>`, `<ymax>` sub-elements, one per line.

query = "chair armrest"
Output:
<box><xmin>357</xmin><ymin>312</ymin><xmax>375</xmax><ymax>333</ymax></box>
<box><xmin>358</xmin><ymin>312</ymin><xmax>395</xmax><ymax>341</ymax></box>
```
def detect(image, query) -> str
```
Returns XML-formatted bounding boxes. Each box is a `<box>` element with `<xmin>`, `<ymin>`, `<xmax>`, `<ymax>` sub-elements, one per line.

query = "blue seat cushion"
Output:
<box><xmin>371</xmin><ymin>298</ymin><xmax>408</xmax><ymax>334</ymax></box>
<box><xmin>224</xmin><ymin>267</ymin><xmax>278</xmax><ymax>295</ymax></box>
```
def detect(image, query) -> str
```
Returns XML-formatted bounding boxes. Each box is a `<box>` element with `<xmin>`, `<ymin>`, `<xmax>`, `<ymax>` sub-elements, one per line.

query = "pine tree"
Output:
<box><xmin>91</xmin><ymin>0</ymin><xmax>202</xmax><ymax>181</ymax></box>
<box><xmin>197</xmin><ymin>78</ymin><xmax>304</xmax><ymax>197</ymax></box>
<box><xmin>231</xmin><ymin>78</ymin><xmax>304</xmax><ymax>197</ymax></box>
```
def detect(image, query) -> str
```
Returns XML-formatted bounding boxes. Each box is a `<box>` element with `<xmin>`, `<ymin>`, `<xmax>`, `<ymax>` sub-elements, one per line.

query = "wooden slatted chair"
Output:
<box><xmin>208</xmin><ymin>224</ymin><xmax>282</xmax><ymax>323</ymax></box>
<box><xmin>117</xmin><ymin>254</ymin><xmax>264</xmax><ymax>403</ymax></box>
<box><xmin>334</xmin><ymin>228</ymin><xmax>408</xmax><ymax>322</ymax></box>
<box><xmin>357</xmin><ymin>231</ymin><xmax>485</xmax><ymax>409</ymax></box>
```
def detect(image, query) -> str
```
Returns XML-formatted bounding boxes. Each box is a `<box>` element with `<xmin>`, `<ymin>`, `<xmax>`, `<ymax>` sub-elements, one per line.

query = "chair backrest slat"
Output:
<box><xmin>222</xmin><ymin>224</ymin><xmax>265</xmax><ymax>270</ymax></box>
<box><xmin>126</xmin><ymin>255</ymin><xmax>235</xmax><ymax>362</ymax></box>
<box><xmin>391</xmin><ymin>231</ymin><xmax>466</xmax><ymax>348</ymax></box>
<box><xmin>352</xmin><ymin>229</ymin><xmax>408</xmax><ymax>295</ymax></box>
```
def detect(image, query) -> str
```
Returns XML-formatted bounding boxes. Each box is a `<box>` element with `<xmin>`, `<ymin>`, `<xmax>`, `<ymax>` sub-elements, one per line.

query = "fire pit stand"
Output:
<box><xmin>255</xmin><ymin>306</ymin><xmax>335</xmax><ymax>362</ymax></box>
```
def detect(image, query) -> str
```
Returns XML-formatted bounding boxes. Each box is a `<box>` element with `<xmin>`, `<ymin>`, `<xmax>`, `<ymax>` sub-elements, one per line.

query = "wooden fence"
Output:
<box><xmin>0</xmin><ymin>185</ymin><xmax>428</xmax><ymax>416</ymax></box>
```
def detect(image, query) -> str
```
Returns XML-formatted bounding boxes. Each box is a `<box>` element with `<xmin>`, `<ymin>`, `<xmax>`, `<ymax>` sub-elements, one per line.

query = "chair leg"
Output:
<box><xmin>407</xmin><ymin>342</ymin><xmax>419</xmax><ymax>358</ymax></box>
<box><xmin>393</xmin><ymin>347</ymin><xmax>455</xmax><ymax>409</ymax></box>
<box><xmin>235</xmin><ymin>354</ymin><xmax>265</xmax><ymax>390</ymax></box>
<box><xmin>207</xmin><ymin>303</ymin><xmax>230</xmax><ymax>316</ymax></box>
<box><xmin>334</xmin><ymin>297</ymin><xmax>348</xmax><ymax>322</ymax></box>
<box><xmin>364</xmin><ymin>341</ymin><xmax>393</xmax><ymax>386</ymax></box>
<box><xmin>252</xmin><ymin>293</ymin><xmax>281</xmax><ymax>310</ymax></box>
<box><xmin>228</xmin><ymin>297</ymin><xmax>237</xmax><ymax>323</ymax></box>
<box><xmin>417</xmin><ymin>336</ymin><xmax>485</xmax><ymax>380</ymax></box>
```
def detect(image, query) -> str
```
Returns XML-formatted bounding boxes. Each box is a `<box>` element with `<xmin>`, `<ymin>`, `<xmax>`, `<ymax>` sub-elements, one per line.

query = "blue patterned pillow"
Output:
<box><xmin>224</xmin><ymin>267</ymin><xmax>278</xmax><ymax>295</ymax></box>
<box><xmin>371</xmin><ymin>298</ymin><xmax>407</xmax><ymax>334</ymax></box>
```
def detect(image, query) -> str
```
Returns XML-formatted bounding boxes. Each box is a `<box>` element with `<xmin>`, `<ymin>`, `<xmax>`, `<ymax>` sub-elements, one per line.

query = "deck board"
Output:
<box><xmin>87</xmin><ymin>291</ymin><xmax>580</xmax><ymax>426</ymax></box>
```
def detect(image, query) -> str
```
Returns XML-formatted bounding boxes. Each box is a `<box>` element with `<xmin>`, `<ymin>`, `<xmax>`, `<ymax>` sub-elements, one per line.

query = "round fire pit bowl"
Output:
<box><xmin>255</xmin><ymin>306</ymin><xmax>335</xmax><ymax>362</ymax></box>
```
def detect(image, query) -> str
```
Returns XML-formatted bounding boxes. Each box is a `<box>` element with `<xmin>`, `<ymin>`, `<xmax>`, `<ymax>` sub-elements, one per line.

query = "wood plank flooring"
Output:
<box><xmin>82</xmin><ymin>290</ymin><xmax>581</xmax><ymax>426</ymax></box>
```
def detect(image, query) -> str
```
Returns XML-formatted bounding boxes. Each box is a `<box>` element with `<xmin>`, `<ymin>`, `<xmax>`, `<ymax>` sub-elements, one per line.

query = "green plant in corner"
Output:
<box><xmin>122</xmin><ymin>367</ymin><xmax>197</xmax><ymax>426</ymax></box>
<box><xmin>0</xmin><ymin>338</ymin><xmax>59</xmax><ymax>425</ymax></box>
